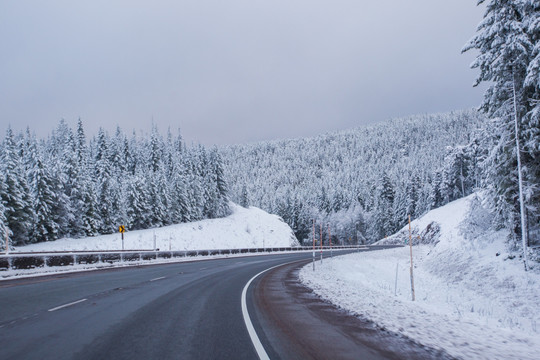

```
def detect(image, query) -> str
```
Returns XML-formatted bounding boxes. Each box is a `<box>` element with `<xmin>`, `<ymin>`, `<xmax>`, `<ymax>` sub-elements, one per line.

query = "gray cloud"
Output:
<box><xmin>0</xmin><ymin>0</ymin><xmax>485</xmax><ymax>145</ymax></box>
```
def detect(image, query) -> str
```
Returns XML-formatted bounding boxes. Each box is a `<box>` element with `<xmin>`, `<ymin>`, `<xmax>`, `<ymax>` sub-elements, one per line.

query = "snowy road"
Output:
<box><xmin>1</xmin><ymin>249</ymin><xmax>421</xmax><ymax>360</ymax></box>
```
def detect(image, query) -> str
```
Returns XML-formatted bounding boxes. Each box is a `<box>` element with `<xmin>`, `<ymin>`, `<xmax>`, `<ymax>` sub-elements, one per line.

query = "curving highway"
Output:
<box><xmin>0</xmin><ymin>250</ymin><xmax>448</xmax><ymax>360</ymax></box>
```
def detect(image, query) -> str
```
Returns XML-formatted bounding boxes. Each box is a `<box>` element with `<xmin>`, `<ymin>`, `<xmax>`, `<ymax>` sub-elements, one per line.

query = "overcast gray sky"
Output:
<box><xmin>0</xmin><ymin>0</ymin><xmax>485</xmax><ymax>145</ymax></box>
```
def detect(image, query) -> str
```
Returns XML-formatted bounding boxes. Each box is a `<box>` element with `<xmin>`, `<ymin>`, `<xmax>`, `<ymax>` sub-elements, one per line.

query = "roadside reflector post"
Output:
<box><xmin>408</xmin><ymin>215</ymin><xmax>415</xmax><ymax>301</ymax></box>
<box><xmin>329</xmin><ymin>224</ymin><xmax>332</xmax><ymax>258</ymax></box>
<box><xmin>320</xmin><ymin>223</ymin><xmax>323</xmax><ymax>264</ymax></box>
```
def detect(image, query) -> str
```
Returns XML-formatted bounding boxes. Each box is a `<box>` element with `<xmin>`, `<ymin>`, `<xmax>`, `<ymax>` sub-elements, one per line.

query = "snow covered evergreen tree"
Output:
<box><xmin>464</xmin><ymin>0</ymin><xmax>540</xmax><ymax>245</ymax></box>
<box><xmin>0</xmin><ymin>179</ymin><xmax>13</xmax><ymax>251</ymax></box>
<box><xmin>1</xmin><ymin>128</ymin><xmax>34</xmax><ymax>245</ymax></box>
<box><xmin>30</xmin><ymin>157</ymin><xmax>59</xmax><ymax>242</ymax></box>
<box><xmin>209</xmin><ymin>148</ymin><xmax>230</xmax><ymax>218</ymax></box>
<box><xmin>240</xmin><ymin>184</ymin><xmax>250</xmax><ymax>208</ymax></box>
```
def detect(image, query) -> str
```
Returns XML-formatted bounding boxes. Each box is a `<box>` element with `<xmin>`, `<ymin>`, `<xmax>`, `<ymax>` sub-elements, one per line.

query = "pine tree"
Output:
<box><xmin>406</xmin><ymin>174</ymin><xmax>421</xmax><ymax>218</ymax></box>
<box><xmin>1</xmin><ymin>128</ymin><xmax>34</xmax><ymax>245</ymax></box>
<box><xmin>464</xmin><ymin>0</ymin><xmax>539</xmax><ymax>246</ymax></box>
<box><xmin>150</xmin><ymin>124</ymin><xmax>162</xmax><ymax>173</ymax></box>
<box><xmin>209</xmin><ymin>148</ymin><xmax>230</xmax><ymax>217</ymax></box>
<box><xmin>429</xmin><ymin>171</ymin><xmax>444</xmax><ymax>209</ymax></box>
<box><xmin>169</xmin><ymin>157</ymin><xmax>190</xmax><ymax>223</ymax></box>
<box><xmin>95</xmin><ymin>128</ymin><xmax>114</xmax><ymax>233</ymax></box>
<box><xmin>126</xmin><ymin>174</ymin><xmax>151</xmax><ymax>230</ymax></box>
<box><xmin>442</xmin><ymin>146</ymin><xmax>472</xmax><ymax>203</ymax></box>
<box><xmin>147</xmin><ymin>171</ymin><xmax>167</xmax><ymax>227</ymax></box>
<box><xmin>240</xmin><ymin>184</ymin><xmax>250</xmax><ymax>208</ymax></box>
<box><xmin>52</xmin><ymin>122</ymin><xmax>76</xmax><ymax>237</ymax></box>
<box><xmin>0</xmin><ymin>180</ymin><xmax>13</xmax><ymax>251</ymax></box>
<box><xmin>522</xmin><ymin>0</ymin><xmax>540</xmax><ymax>231</ymax></box>
<box><xmin>78</xmin><ymin>170</ymin><xmax>100</xmax><ymax>236</ymax></box>
<box><xmin>30</xmin><ymin>157</ymin><xmax>59</xmax><ymax>242</ymax></box>
<box><xmin>370</xmin><ymin>173</ymin><xmax>396</xmax><ymax>240</ymax></box>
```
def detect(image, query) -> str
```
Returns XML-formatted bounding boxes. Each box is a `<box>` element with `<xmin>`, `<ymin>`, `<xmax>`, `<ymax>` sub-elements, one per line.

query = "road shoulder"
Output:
<box><xmin>252</xmin><ymin>260</ymin><xmax>454</xmax><ymax>360</ymax></box>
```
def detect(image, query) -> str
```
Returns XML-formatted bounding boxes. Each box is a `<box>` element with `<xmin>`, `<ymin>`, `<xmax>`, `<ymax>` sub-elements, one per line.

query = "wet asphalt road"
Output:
<box><xmin>0</xmin><ymin>249</ymin><xmax>404</xmax><ymax>360</ymax></box>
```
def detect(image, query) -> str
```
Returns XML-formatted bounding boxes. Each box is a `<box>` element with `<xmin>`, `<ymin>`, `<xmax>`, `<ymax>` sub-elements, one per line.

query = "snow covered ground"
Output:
<box><xmin>300</xmin><ymin>194</ymin><xmax>540</xmax><ymax>360</ymax></box>
<box><xmin>16</xmin><ymin>203</ymin><xmax>299</xmax><ymax>252</ymax></box>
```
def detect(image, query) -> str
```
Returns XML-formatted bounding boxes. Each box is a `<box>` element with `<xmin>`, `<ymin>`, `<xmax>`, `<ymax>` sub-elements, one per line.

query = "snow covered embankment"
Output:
<box><xmin>300</xmin><ymin>194</ymin><xmax>540</xmax><ymax>360</ymax></box>
<box><xmin>18</xmin><ymin>203</ymin><xmax>299</xmax><ymax>252</ymax></box>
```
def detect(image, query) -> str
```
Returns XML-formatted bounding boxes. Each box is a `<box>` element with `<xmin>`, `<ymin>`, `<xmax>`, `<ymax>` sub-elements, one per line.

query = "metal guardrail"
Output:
<box><xmin>0</xmin><ymin>245</ymin><xmax>404</xmax><ymax>271</ymax></box>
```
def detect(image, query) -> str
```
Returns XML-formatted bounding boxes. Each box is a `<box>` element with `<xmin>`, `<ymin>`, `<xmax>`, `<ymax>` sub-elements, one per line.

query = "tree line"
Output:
<box><xmin>0</xmin><ymin>120</ymin><xmax>229</xmax><ymax>248</ymax></box>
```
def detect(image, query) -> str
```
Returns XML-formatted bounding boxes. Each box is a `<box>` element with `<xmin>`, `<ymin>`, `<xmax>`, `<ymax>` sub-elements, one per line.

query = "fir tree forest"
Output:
<box><xmin>0</xmin><ymin>120</ymin><xmax>230</xmax><ymax>248</ymax></box>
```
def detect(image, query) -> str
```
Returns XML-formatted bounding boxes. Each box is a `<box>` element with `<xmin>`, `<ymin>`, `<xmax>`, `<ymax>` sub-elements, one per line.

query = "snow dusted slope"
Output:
<box><xmin>300</xmin><ymin>194</ymin><xmax>540</xmax><ymax>360</ymax></box>
<box><xmin>18</xmin><ymin>203</ymin><xmax>299</xmax><ymax>252</ymax></box>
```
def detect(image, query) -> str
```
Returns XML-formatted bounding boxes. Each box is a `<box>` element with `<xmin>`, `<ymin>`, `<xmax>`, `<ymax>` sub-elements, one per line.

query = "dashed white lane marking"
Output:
<box><xmin>241</xmin><ymin>260</ymin><xmax>300</xmax><ymax>360</ymax></box>
<box><xmin>48</xmin><ymin>299</ymin><xmax>87</xmax><ymax>312</ymax></box>
<box><xmin>150</xmin><ymin>276</ymin><xmax>166</xmax><ymax>282</ymax></box>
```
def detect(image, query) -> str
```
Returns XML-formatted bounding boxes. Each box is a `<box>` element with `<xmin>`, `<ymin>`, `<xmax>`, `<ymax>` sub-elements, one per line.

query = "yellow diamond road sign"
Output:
<box><xmin>119</xmin><ymin>225</ymin><xmax>126</xmax><ymax>233</ymax></box>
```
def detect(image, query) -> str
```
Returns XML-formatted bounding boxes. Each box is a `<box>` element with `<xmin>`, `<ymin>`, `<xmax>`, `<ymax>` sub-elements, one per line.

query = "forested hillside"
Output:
<box><xmin>0</xmin><ymin>120</ymin><xmax>229</xmax><ymax>248</ymax></box>
<box><xmin>222</xmin><ymin>110</ymin><xmax>487</xmax><ymax>244</ymax></box>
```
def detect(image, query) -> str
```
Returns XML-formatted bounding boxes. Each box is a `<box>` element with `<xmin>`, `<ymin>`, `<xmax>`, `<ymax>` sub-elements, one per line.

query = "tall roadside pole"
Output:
<box><xmin>408</xmin><ymin>215</ymin><xmax>415</xmax><ymax>301</ymax></box>
<box><xmin>312</xmin><ymin>220</ymin><xmax>316</xmax><ymax>271</ymax></box>
<box><xmin>320</xmin><ymin>223</ymin><xmax>323</xmax><ymax>264</ymax></box>
<box><xmin>329</xmin><ymin>224</ymin><xmax>332</xmax><ymax>258</ymax></box>
<box><xmin>512</xmin><ymin>70</ymin><xmax>529</xmax><ymax>271</ymax></box>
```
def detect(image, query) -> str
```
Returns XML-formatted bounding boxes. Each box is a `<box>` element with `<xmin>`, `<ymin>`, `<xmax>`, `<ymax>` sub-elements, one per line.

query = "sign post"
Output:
<box><xmin>119</xmin><ymin>225</ymin><xmax>126</xmax><ymax>251</ymax></box>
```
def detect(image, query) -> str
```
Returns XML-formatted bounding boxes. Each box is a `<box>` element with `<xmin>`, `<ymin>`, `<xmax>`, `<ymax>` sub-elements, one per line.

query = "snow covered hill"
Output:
<box><xmin>300</xmin><ymin>194</ymin><xmax>540</xmax><ymax>360</ymax></box>
<box><xmin>16</xmin><ymin>203</ymin><xmax>299</xmax><ymax>252</ymax></box>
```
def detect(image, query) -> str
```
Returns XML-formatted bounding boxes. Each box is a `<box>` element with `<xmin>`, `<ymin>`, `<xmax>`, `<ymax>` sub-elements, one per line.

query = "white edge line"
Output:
<box><xmin>48</xmin><ymin>298</ymin><xmax>87</xmax><ymax>312</ymax></box>
<box><xmin>241</xmin><ymin>260</ymin><xmax>299</xmax><ymax>360</ymax></box>
<box><xmin>150</xmin><ymin>276</ymin><xmax>166</xmax><ymax>282</ymax></box>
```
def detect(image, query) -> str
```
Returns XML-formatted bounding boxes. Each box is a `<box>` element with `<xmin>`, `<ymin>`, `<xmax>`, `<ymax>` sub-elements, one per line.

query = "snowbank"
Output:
<box><xmin>17</xmin><ymin>203</ymin><xmax>299</xmax><ymax>252</ymax></box>
<box><xmin>300</xmin><ymin>194</ymin><xmax>540</xmax><ymax>360</ymax></box>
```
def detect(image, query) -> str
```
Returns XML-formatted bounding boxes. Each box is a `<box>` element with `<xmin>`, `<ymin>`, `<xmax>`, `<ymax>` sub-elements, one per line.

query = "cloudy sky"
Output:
<box><xmin>0</xmin><ymin>1</ymin><xmax>485</xmax><ymax>145</ymax></box>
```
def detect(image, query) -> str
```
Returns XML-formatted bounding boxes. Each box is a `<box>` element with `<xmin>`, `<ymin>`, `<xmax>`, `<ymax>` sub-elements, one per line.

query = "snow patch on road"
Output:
<box><xmin>300</xmin><ymin>194</ymin><xmax>540</xmax><ymax>360</ymax></box>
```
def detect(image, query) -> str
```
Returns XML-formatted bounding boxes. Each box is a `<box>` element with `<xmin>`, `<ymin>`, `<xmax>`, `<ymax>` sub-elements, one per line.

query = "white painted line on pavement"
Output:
<box><xmin>48</xmin><ymin>298</ymin><xmax>87</xmax><ymax>312</ymax></box>
<box><xmin>241</xmin><ymin>260</ymin><xmax>300</xmax><ymax>360</ymax></box>
<box><xmin>150</xmin><ymin>276</ymin><xmax>166</xmax><ymax>282</ymax></box>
